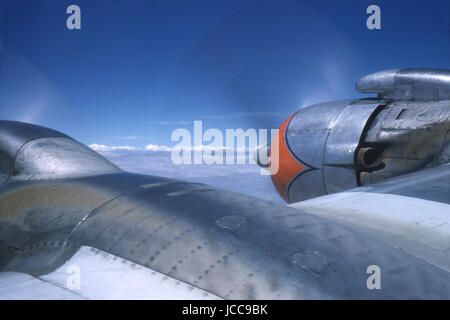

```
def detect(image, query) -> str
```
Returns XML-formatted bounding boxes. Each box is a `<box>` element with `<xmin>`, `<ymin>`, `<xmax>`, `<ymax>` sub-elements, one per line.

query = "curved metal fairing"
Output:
<box><xmin>356</xmin><ymin>68</ymin><xmax>450</xmax><ymax>101</ymax></box>
<box><xmin>0</xmin><ymin>121</ymin><xmax>120</xmax><ymax>181</ymax></box>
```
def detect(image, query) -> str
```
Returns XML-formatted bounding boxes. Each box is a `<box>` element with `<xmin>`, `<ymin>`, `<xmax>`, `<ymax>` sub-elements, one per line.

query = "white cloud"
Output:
<box><xmin>90</xmin><ymin>144</ymin><xmax>174</xmax><ymax>152</ymax></box>
<box><xmin>90</xmin><ymin>143</ymin><xmax>260</xmax><ymax>153</ymax></box>
<box><xmin>89</xmin><ymin>144</ymin><xmax>139</xmax><ymax>152</ymax></box>
<box><xmin>144</xmin><ymin>144</ymin><xmax>173</xmax><ymax>152</ymax></box>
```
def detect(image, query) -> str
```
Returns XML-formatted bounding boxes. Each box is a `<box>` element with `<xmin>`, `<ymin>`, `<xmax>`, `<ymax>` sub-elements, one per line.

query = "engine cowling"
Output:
<box><xmin>270</xmin><ymin>99</ymin><xmax>382</xmax><ymax>203</ymax></box>
<box><xmin>266</xmin><ymin>69</ymin><xmax>450</xmax><ymax>203</ymax></box>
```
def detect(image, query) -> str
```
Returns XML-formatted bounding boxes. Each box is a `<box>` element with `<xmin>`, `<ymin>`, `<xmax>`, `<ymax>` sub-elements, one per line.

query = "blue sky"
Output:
<box><xmin>0</xmin><ymin>0</ymin><xmax>448</xmax><ymax>202</ymax></box>
<box><xmin>0</xmin><ymin>0</ymin><xmax>448</xmax><ymax>148</ymax></box>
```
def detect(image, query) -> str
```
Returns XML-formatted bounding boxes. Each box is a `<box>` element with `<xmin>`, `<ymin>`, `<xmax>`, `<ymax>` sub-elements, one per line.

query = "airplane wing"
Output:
<box><xmin>1</xmin><ymin>167</ymin><xmax>449</xmax><ymax>300</ymax></box>
<box><xmin>291</xmin><ymin>164</ymin><xmax>450</xmax><ymax>274</ymax></box>
<box><xmin>0</xmin><ymin>69</ymin><xmax>449</xmax><ymax>300</ymax></box>
<box><xmin>0</xmin><ymin>133</ymin><xmax>448</xmax><ymax>299</ymax></box>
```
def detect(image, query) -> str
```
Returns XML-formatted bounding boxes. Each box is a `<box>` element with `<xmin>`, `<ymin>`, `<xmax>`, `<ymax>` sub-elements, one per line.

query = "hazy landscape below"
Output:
<box><xmin>95</xmin><ymin>148</ymin><xmax>285</xmax><ymax>204</ymax></box>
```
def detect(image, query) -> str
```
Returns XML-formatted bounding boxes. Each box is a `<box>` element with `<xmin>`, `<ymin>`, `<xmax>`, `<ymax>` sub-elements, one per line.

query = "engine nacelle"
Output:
<box><xmin>0</xmin><ymin>121</ymin><xmax>120</xmax><ymax>182</ymax></box>
<box><xmin>267</xmin><ymin>69</ymin><xmax>450</xmax><ymax>203</ymax></box>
